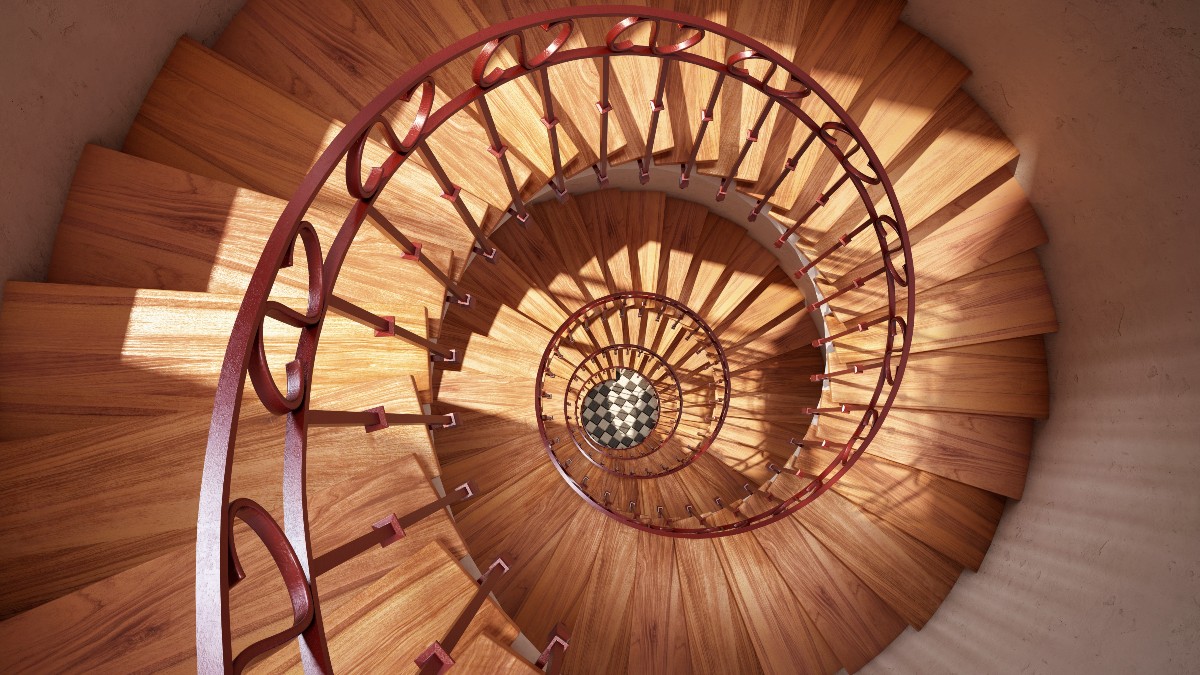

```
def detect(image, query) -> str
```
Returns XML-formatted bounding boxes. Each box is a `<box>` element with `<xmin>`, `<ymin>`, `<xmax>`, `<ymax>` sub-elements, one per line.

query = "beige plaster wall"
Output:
<box><xmin>0</xmin><ymin>0</ymin><xmax>245</xmax><ymax>304</ymax></box>
<box><xmin>865</xmin><ymin>1</ymin><xmax>1200</xmax><ymax>672</ymax></box>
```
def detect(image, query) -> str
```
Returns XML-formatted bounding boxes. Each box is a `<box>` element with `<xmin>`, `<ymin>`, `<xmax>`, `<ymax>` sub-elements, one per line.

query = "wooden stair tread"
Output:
<box><xmin>253</xmin><ymin>541</ymin><xmax>519</xmax><ymax>673</ymax></box>
<box><xmin>674</xmin><ymin>536</ymin><xmax>760</xmax><ymax>675</ymax></box>
<box><xmin>714</xmin><ymin>531</ymin><xmax>841</xmax><ymax>675</ymax></box>
<box><xmin>829</xmin><ymin>335</ymin><xmax>1050</xmax><ymax>418</ymax></box>
<box><xmin>124</xmin><ymin>37</ymin><xmax>490</xmax><ymax>274</ymax></box>
<box><xmin>0</xmin><ymin>282</ymin><xmax>432</xmax><ymax>439</ymax></box>
<box><xmin>216</xmin><ymin>0</ymin><xmax>535</xmax><ymax>213</ymax></box>
<box><xmin>49</xmin><ymin>145</ymin><xmax>452</xmax><ymax>322</ymax></box>
<box><xmin>0</xmin><ymin>452</ymin><xmax>464</xmax><ymax>672</ymax></box>
<box><xmin>752</xmin><ymin>514</ymin><xmax>907</xmax><ymax>673</ymax></box>
<box><xmin>828</xmin><ymin>250</ymin><xmax>1058</xmax><ymax>356</ymax></box>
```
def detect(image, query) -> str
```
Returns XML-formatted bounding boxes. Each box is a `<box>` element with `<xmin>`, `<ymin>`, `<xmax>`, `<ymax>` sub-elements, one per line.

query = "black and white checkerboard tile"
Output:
<box><xmin>580</xmin><ymin>369</ymin><xmax>660</xmax><ymax>449</ymax></box>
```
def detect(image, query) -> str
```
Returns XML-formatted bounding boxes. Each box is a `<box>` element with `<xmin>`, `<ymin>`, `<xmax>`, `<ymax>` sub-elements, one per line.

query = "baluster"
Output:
<box><xmin>309</xmin><ymin>482</ymin><xmax>477</xmax><ymax>577</ymax></box>
<box><xmin>594</xmin><ymin>56</ymin><xmax>612</xmax><ymax>186</ymax></box>
<box><xmin>716</xmin><ymin>98</ymin><xmax>774</xmax><ymax>201</ymax></box>
<box><xmin>327</xmin><ymin>295</ymin><xmax>455</xmax><ymax>362</ymax></box>
<box><xmin>415</xmin><ymin>557</ymin><xmax>511</xmax><ymax>674</ymax></box>
<box><xmin>365</xmin><ymin>206</ymin><xmax>472</xmax><ymax>306</ymax></box>
<box><xmin>476</xmin><ymin>95</ymin><xmax>531</xmax><ymax>225</ymax></box>
<box><xmin>774</xmin><ymin>155</ymin><xmax>860</xmax><ymax>246</ymax></box>
<box><xmin>537</xmin><ymin>69</ymin><xmax>568</xmax><ymax>201</ymax></box>
<box><xmin>811</xmin><ymin>315</ymin><xmax>890</xmax><ymax>347</ymax></box>
<box><xmin>792</xmin><ymin>216</ymin><xmax>875</xmax><ymax>276</ymax></box>
<box><xmin>805</xmin><ymin>266</ymin><xmax>887</xmax><ymax>314</ymax></box>
<box><xmin>809</xmin><ymin>364</ymin><xmax>868</xmax><ymax>382</ymax></box>
<box><xmin>639</xmin><ymin>59</ymin><xmax>671</xmax><ymax>184</ymax></box>
<box><xmin>415</xmin><ymin>141</ymin><xmax>498</xmax><ymax>262</ymax></box>
<box><xmin>750</xmin><ymin>128</ymin><xmax>819</xmax><ymax>222</ymax></box>
<box><xmin>536</xmin><ymin>624</ymin><xmax>571</xmax><ymax>675</ymax></box>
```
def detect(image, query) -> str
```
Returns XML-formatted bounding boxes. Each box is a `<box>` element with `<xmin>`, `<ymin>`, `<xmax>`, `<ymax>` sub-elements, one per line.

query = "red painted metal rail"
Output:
<box><xmin>198</xmin><ymin>5</ymin><xmax>914</xmax><ymax>671</ymax></box>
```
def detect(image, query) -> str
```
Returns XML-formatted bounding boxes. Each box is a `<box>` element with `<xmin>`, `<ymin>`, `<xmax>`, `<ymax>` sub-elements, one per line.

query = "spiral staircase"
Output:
<box><xmin>0</xmin><ymin>1</ymin><xmax>1056</xmax><ymax>673</ymax></box>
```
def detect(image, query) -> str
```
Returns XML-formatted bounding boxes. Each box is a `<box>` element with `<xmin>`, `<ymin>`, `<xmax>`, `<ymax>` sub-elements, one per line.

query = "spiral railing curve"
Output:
<box><xmin>197</xmin><ymin>4</ymin><xmax>915</xmax><ymax>671</ymax></box>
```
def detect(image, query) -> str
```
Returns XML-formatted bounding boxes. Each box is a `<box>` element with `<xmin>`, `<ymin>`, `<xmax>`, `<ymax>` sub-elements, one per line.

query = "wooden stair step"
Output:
<box><xmin>752</xmin><ymin>514</ymin><xmax>907</xmax><ymax>673</ymax></box>
<box><xmin>216</xmin><ymin>0</ymin><xmax>534</xmax><ymax>214</ymax></box>
<box><xmin>124</xmin><ymin>37</ymin><xmax>490</xmax><ymax>274</ymax></box>
<box><xmin>352</xmin><ymin>0</ymin><xmax>584</xmax><ymax>181</ymax></box>
<box><xmin>736</xmin><ymin>0</ymin><xmax>904</xmax><ymax>193</ymax></box>
<box><xmin>793</xmin><ymin>490</ymin><xmax>946</xmax><ymax>629</ymax></box>
<box><xmin>0</xmin><ymin>451</ymin><xmax>464</xmax><ymax>671</ymax></box>
<box><xmin>794</xmin><ymin>444</ymin><xmax>1006</xmax><ymax>570</ymax></box>
<box><xmin>511</xmin><ymin>505</ymin><xmax>610</xmax><ymax>653</ymax></box>
<box><xmin>812</xmin><ymin>391</ymin><xmax>1032</xmax><ymax>498</ymax></box>
<box><xmin>562</xmin><ymin>516</ymin><xmax>640</xmax><ymax>674</ymax></box>
<box><xmin>827</xmin><ymin>250</ymin><xmax>1057</xmax><ymax>357</ymax></box>
<box><xmin>829</xmin><ymin>335</ymin><xmax>1050</xmax><ymax>418</ymax></box>
<box><xmin>454</xmin><ymin>633</ymin><xmax>541</xmax><ymax>674</ymax></box>
<box><xmin>765</xmin><ymin>16</ymin><xmax>963</xmax><ymax>212</ymax></box>
<box><xmin>657</xmin><ymin>198</ymin><xmax>713</xmax><ymax>301</ymax></box>
<box><xmin>801</xmin><ymin>90</ymin><xmax>1020</xmax><ymax>283</ymax></box>
<box><xmin>714</xmin><ymin>531</ymin><xmax>841</xmax><ymax>675</ymax></box>
<box><xmin>0</xmin><ymin>282</ymin><xmax>432</xmax><ymax>439</ymax></box>
<box><xmin>831</xmin><ymin>172</ymin><xmax>1043</xmax><ymax>314</ymax></box>
<box><xmin>674</xmin><ymin>536</ymin><xmax>760</xmax><ymax>675</ymax></box>
<box><xmin>252</xmin><ymin>541</ymin><xmax>520</xmax><ymax>672</ymax></box>
<box><xmin>48</xmin><ymin>146</ymin><xmax>452</xmax><ymax>324</ymax></box>
<box><xmin>627</xmin><ymin>531</ymin><xmax>691</xmax><ymax>673</ymax></box>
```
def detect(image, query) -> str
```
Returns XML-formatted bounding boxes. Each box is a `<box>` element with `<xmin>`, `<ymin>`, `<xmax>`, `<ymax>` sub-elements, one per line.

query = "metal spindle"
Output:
<box><xmin>806</xmin><ymin>266</ymin><xmax>887</xmax><ymax>313</ymax></box>
<box><xmin>538</xmin><ymin>68</ymin><xmax>568</xmax><ymax>201</ymax></box>
<box><xmin>594</xmin><ymin>56</ymin><xmax>612</xmax><ymax>186</ymax></box>
<box><xmin>750</xmin><ymin>129</ymin><xmax>820</xmax><ymax>222</ymax></box>
<box><xmin>415</xmin><ymin>141</ymin><xmax>497</xmax><ymax>262</ymax></box>
<box><xmin>327</xmin><ymin>295</ymin><xmax>455</xmax><ymax>362</ymax></box>
<box><xmin>639</xmin><ymin>60</ymin><xmax>671</xmax><ymax>184</ymax></box>
<box><xmin>365</xmin><ymin>206</ymin><xmax>472</xmax><ymax>305</ymax></box>
<box><xmin>308</xmin><ymin>407</ymin><xmax>457</xmax><ymax>431</ymax></box>
<box><xmin>716</xmin><ymin>98</ymin><xmax>775</xmax><ymax>201</ymax></box>
<box><xmin>793</xmin><ymin>216</ymin><xmax>875</xmax><ymax>276</ymax></box>
<box><xmin>681</xmin><ymin>73</ymin><xmax>725</xmax><ymax>188</ymax></box>
<box><xmin>476</xmin><ymin>96</ymin><xmax>531</xmax><ymax>224</ymax></box>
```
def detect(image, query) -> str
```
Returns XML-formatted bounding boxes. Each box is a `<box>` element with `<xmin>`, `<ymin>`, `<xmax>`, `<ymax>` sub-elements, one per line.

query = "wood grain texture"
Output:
<box><xmin>218</xmin><ymin>0</ymin><xmax>533</xmax><ymax>211</ymax></box>
<box><xmin>627</xmin><ymin>531</ymin><xmax>692</xmax><ymax>674</ymax></box>
<box><xmin>831</xmin><ymin>251</ymin><xmax>1058</xmax><ymax>357</ymax></box>
<box><xmin>714</xmin><ymin>532</ymin><xmax>841</xmax><ymax>675</ymax></box>
<box><xmin>0</xmin><ymin>452</ymin><xmax>466</xmax><ymax>672</ymax></box>
<box><xmin>254</xmin><ymin>542</ymin><xmax>519</xmax><ymax>673</ymax></box>
<box><xmin>752</xmin><ymin>514</ymin><xmax>906</xmax><ymax>673</ymax></box>
<box><xmin>830</xmin><ymin>336</ymin><xmax>1051</xmax><ymax>418</ymax></box>
<box><xmin>827</xmin><ymin>172</ymin><xmax>1047</xmax><ymax>317</ymax></box>
<box><xmin>124</xmin><ymin>38</ymin><xmax>490</xmax><ymax>267</ymax></box>
<box><xmin>563</xmin><ymin>516</ymin><xmax>639</xmax><ymax>674</ymax></box>
<box><xmin>674</xmin><ymin>536</ymin><xmax>760</xmax><ymax>675</ymax></box>
<box><xmin>800</xmin><ymin>90</ymin><xmax>1020</xmax><ymax>285</ymax></box>
<box><xmin>795</xmin><ymin>444</ymin><xmax>1006</xmax><ymax>570</ymax></box>
<box><xmin>454</xmin><ymin>633</ymin><xmax>540</xmax><ymax>674</ymax></box>
<box><xmin>793</xmin><ymin>490</ymin><xmax>946</xmax><ymax>629</ymax></box>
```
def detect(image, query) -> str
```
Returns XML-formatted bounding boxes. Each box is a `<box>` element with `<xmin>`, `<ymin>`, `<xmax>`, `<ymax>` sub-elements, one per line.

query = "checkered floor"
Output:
<box><xmin>580</xmin><ymin>369</ymin><xmax>661</xmax><ymax>449</ymax></box>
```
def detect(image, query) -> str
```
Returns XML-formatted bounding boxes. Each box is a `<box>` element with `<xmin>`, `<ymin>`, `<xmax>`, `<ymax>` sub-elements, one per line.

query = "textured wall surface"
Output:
<box><xmin>869</xmin><ymin>1</ymin><xmax>1200</xmax><ymax>673</ymax></box>
<box><xmin>0</xmin><ymin>0</ymin><xmax>245</xmax><ymax>304</ymax></box>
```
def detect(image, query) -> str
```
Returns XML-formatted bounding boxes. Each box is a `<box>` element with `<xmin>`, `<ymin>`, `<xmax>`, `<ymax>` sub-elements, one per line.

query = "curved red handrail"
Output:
<box><xmin>198</xmin><ymin>6</ymin><xmax>915</xmax><ymax>669</ymax></box>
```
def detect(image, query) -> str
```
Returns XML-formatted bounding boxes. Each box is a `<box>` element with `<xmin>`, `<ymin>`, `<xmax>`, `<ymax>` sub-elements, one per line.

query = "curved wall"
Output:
<box><xmin>870</xmin><ymin>1</ymin><xmax>1200</xmax><ymax>672</ymax></box>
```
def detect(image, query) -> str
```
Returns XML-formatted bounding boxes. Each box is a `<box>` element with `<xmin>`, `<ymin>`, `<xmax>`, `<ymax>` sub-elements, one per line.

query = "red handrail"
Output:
<box><xmin>198</xmin><ymin>5</ymin><xmax>914</xmax><ymax>670</ymax></box>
